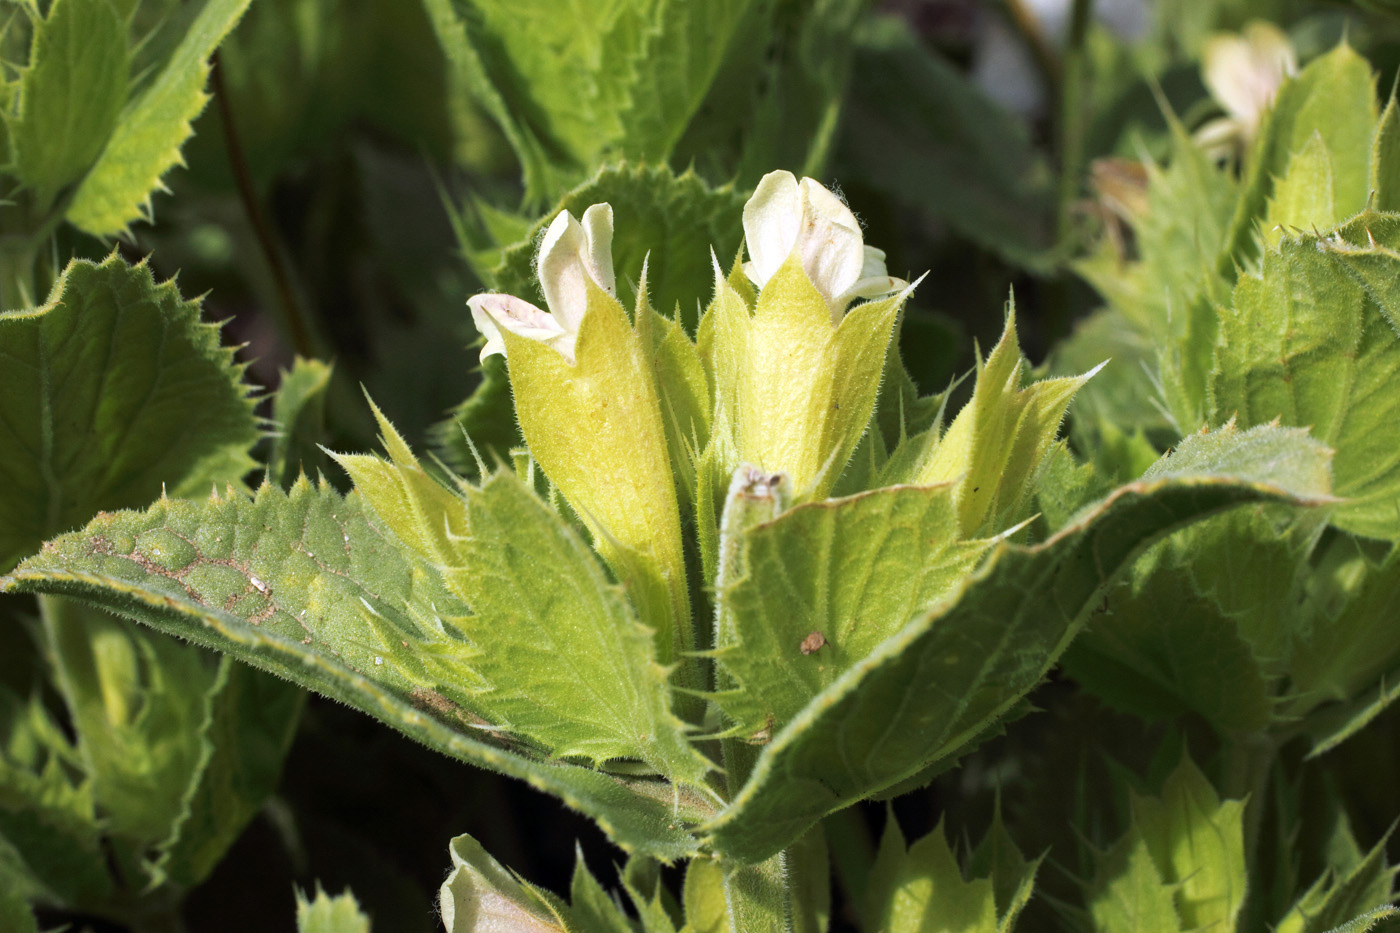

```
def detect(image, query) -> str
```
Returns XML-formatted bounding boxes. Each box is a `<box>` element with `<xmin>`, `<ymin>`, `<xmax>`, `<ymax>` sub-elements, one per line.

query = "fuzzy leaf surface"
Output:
<box><xmin>713</xmin><ymin>483</ymin><xmax>987</xmax><ymax>738</ymax></box>
<box><xmin>705</xmin><ymin>471</ymin><xmax>1321</xmax><ymax>863</ymax></box>
<box><xmin>1</xmin><ymin>482</ymin><xmax>710</xmax><ymax>859</ymax></box>
<box><xmin>296</xmin><ymin>885</ymin><xmax>372</xmax><ymax>933</ymax></box>
<box><xmin>424</xmin><ymin>0</ymin><xmax>760</xmax><ymax>199</ymax></box>
<box><xmin>67</xmin><ymin>0</ymin><xmax>251</xmax><ymax>234</ymax></box>
<box><xmin>10</xmin><ymin>0</ymin><xmax>128</xmax><ymax>211</ymax></box>
<box><xmin>1212</xmin><ymin>216</ymin><xmax>1400</xmax><ymax>539</ymax></box>
<box><xmin>341</xmin><ymin>429</ymin><xmax>709</xmax><ymax>783</ymax></box>
<box><xmin>0</xmin><ymin>255</ymin><xmax>258</xmax><ymax>572</ymax></box>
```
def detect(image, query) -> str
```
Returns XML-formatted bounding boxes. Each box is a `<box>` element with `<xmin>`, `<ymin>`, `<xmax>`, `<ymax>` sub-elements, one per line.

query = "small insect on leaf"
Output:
<box><xmin>800</xmin><ymin>631</ymin><xmax>827</xmax><ymax>655</ymax></box>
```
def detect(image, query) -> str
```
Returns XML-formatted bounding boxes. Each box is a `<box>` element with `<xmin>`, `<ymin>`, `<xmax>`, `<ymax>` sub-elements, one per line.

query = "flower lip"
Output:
<box><xmin>742</xmin><ymin>170</ymin><xmax>907</xmax><ymax>321</ymax></box>
<box><xmin>469</xmin><ymin>203</ymin><xmax>617</xmax><ymax>364</ymax></box>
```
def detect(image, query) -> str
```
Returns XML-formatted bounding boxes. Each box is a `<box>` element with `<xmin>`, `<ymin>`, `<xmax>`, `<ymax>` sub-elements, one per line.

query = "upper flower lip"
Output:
<box><xmin>1195</xmin><ymin>21</ymin><xmax>1297</xmax><ymax>155</ymax></box>
<box><xmin>468</xmin><ymin>203</ymin><xmax>617</xmax><ymax>364</ymax></box>
<box><xmin>742</xmin><ymin>170</ymin><xmax>907</xmax><ymax>322</ymax></box>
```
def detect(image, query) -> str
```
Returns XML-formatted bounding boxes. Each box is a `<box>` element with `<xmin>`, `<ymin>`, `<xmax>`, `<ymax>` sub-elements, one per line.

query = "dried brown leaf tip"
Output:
<box><xmin>800</xmin><ymin>631</ymin><xmax>827</xmax><ymax>655</ymax></box>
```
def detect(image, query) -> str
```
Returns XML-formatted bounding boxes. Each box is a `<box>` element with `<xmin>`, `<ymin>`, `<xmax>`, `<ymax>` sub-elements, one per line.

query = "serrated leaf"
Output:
<box><xmin>1</xmin><ymin>482</ymin><xmax>710</xmax><ymax>859</ymax></box>
<box><xmin>1277</xmin><ymin>826</ymin><xmax>1398</xmax><ymax>933</ymax></box>
<box><xmin>1263</xmin><ymin>133</ymin><xmax>1338</xmax><ymax>248</ymax></box>
<box><xmin>42</xmin><ymin>598</ymin><xmax>220</xmax><ymax>852</ymax></box>
<box><xmin>159</xmin><ymin>660</ymin><xmax>302</xmax><ymax>887</ymax></box>
<box><xmin>1291</xmin><ymin>540</ymin><xmax>1400</xmax><ymax>727</ymax></box>
<box><xmin>0</xmin><ymin>684</ymin><xmax>112</xmax><ymax>906</ymax></box>
<box><xmin>866</xmin><ymin>818</ymin><xmax>998</xmax><ymax>933</ymax></box>
<box><xmin>9</xmin><ymin>0</ymin><xmax>128</xmax><ymax>212</ymax></box>
<box><xmin>1213</xmin><ymin>217</ymin><xmax>1400</xmax><ymax>539</ymax></box>
<box><xmin>0</xmin><ymin>254</ymin><xmax>258</xmax><ymax>573</ymax></box>
<box><xmin>704</xmin><ymin>472</ymin><xmax>1318</xmax><ymax>863</ymax></box>
<box><xmin>269</xmin><ymin>357</ymin><xmax>333</xmax><ymax>487</ymax></box>
<box><xmin>1370</xmin><ymin>96</ymin><xmax>1400</xmax><ymax>213</ymax></box>
<box><xmin>424</xmin><ymin>0</ymin><xmax>761</xmax><ymax>200</ymax></box>
<box><xmin>1130</xmin><ymin>753</ymin><xmax>1247</xmax><ymax>932</ymax></box>
<box><xmin>1087</xmin><ymin>827</ymin><xmax>1184</xmax><ymax>933</ymax></box>
<box><xmin>67</xmin><ymin>0</ymin><xmax>251</xmax><ymax>235</ymax></box>
<box><xmin>894</xmin><ymin>310</ymin><xmax>1096</xmax><ymax>536</ymax></box>
<box><xmin>1321</xmin><ymin>908</ymin><xmax>1400</xmax><ymax>933</ymax></box>
<box><xmin>1224</xmin><ymin>43</ymin><xmax>1377</xmax><ymax>270</ymax></box>
<box><xmin>1066</xmin><ymin>423</ymin><xmax>1329</xmax><ymax>731</ymax></box>
<box><xmin>569</xmin><ymin>851</ymin><xmax>634</xmax><ymax>933</ymax></box>
<box><xmin>296</xmin><ymin>884</ymin><xmax>372</xmax><ymax>933</ymax></box>
<box><xmin>440</xmin><ymin>833</ymin><xmax>568</xmax><ymax>933</ymax></box>
<box><xmin>479</xmin><ymin>164</ymin><xmax>745</xmax><ymax>332</ymax></box>
<box><xmin>968</xmin><ymin>800</ymin><xmax>1041</xmax><ymax>932</ymax></box>
<box><xmin>712</xmin><ymin>483</ymin><xmax>987</xmax><ymax>739</ymax></box>
<box><xmin>342</xmin><ymin>424</ymin><xmax>709</xmax><ymax>782</ymax></box>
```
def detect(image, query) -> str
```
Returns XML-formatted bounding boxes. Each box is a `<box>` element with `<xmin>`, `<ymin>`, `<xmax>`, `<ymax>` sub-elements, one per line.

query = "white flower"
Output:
<box><xmin>742</xmin><ymin>170</ymin><xmax>906</xmax><ymax>323</ymax></box>
<box><xmin>1195</xmin><ymin>22</ymin><xmax>1297</xmax><ymax>157</ymax></box>
<box><xmin>468</xmin><ymin>203</ymin><xmax>616</xmax><ymax>364</ymax></box>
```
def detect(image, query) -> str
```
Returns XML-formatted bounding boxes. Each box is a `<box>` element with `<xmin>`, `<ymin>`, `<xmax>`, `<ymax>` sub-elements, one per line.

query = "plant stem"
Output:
<box><xmin>210</xmin><ymin>51</ymin><xmax>316</xmax><ymax>359</ymax></box>
<box><xmin>1055</xmin><ymin>0</ymin><xmax>1095</xmax><ymax>245</ymax></box>
<box><xmin>723</xmin><ymin>851</ymin><xmax>795</xmax><ymax>933</ymax></box>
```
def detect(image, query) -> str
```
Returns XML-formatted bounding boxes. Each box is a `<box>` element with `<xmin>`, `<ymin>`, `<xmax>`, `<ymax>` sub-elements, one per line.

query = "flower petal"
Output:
<box><xmin>1203</xmin><ymin>21</ymin><xmax>1295</xmax><ymax>130</ymax></box>
<box><xmin>796</xmin><ymin>178</ymin><xmax>867</xmax><ymax>309</ymax></box>
<box><xmin>580</xmin><ymin>203</ymin><xmax>616</xmax><ymax>298</ymax></box>
<box><xmin>743</xmin><ymin>170</ymin><xmax>803</xmax><ymax>289</ymax></box>
<box><xmin>469</xmin><ymin>293</ymin><xmax>571</xmax><ymax>362</ymax></box>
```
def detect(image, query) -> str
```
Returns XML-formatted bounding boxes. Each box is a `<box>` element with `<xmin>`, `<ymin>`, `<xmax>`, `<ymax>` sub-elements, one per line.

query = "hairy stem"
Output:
<box><xmin>210</xmin><ymin>52</ymin><xmax>316</xmax><ymax>359</ymax></box>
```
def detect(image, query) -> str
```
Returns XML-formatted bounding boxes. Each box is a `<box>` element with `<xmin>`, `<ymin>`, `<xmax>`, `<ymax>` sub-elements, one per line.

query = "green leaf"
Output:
<box><xmin>0</xmin><ymin>254</ymin><xmax>258</xmax><ymax>573</ymax></box>
<box><xmin>704</xmin><ymin>471</ymin><xmax>1319</xmax><ymax>863</ymax></box>
<box><xmin>1291</xmin><ymin>538</ymin><xmax>1400</xmax><ymax>725</ymax></box>
<box><xmin>1130</xmin><ymin>753</ymin><xmax>1247</xmax><ymax>932</ymax></box>
<box><xmin>67</xmin><ymin>0</ymin><xmax>252</xmax><ymax>235</ymax></box>
<box><xmin>893</xmin><ymin>310</ymin><xmax>1098</xmax><ymax>536</ymax></box>
<box><xmin>1262</xmin><ymin>133</ymin><xmax>1337</xmax><ymax>248</ymax></box>
<box><xmin>439</xmin><ymin>833</ymin><xmax>567</xmax><ymax>932</ymax></box>
<box><xmin>865</xmin><ymin>818</ymin><xmax>998</xmax><ymax>933</ymax></box>
<box><xmin>1078</xmin><ymin>130</ymin><xmax>1235</xmax><ymax>344</ymax></box>
<box><xmin>1224</xmin><ymin>43</ymin><xmax>1377</xmax><ymax>270</ymax></box>
<box><xmin>967</xmin><ymin>801</ymin><xmax>1041</xmax><ymax>933</ymax></box>
<box><xmin>423</xmin><ymin>0</ymin><xmax>762</xmax><ymax>200</ymax></box>
<box><xmin>0</xmin><ymin>886</ymin><xmax>37</xmax><ymax>933</ymax></box>
<box><xmin>1065</xmin><ymin>423</ymin><xmax>1331</xmax><ymax>731</ymax></box>
<box><xmin>838</xmin><ymin>15</ymin><xmax>1055</xmax><ymax>269</ymax></box>
<box><xmin>1277</xmin><ymin>824</ymin><xmax>1397</xmax><ymax>933</ymax></box>
<box><xmin>340</xmin><ymin>420</ymin><xmax>710</xmax><ymax>783</ymax></box>
<box><xmin>41</xmin><ymin>597</ymin><xmax>220</xmax><ymax>852</ymax></box>
<box><xmin>1321</xmin><ymin>909</ymin><xmax>1400</xmax><ymax>933</ymax></box>
<box><xmin>712</xmin><ymin>483</ymin><xmax>987</xmax><ymax>739</ymax></box>
<box><xmin>569</xmin><ymin>851</ymin><xmax>634</xmax><ymax>933</ymax></box>
<box><xmin>269</xmin><ymin>357</ymin><xmax>333</xmax><ymax>487</ymax></box>
<box><xmin>1</xmin><ymin>481</ymin><xmax>710</xmax><ymax>859</ymax></box>
<box><xmin>1370</xmin><ymin>96</ymin><xmax>1400</xmax><ymax>213</ymax></box>
<box><xmin>159</xmin><ymin>660</ymin><xmax>302</xmax><ymax>887</ymax></box>
<box><xmin>296</xmin><ymin>883</ymin><xmax>372</xmax><ymax>933</ymax></box>
<box><xmin>479</xmin><ymin>164</ymin><xmax>746</xmax><ymax>332</ymax></box>
<box><xmin>1212</xmin><ymin>217</ymin><xmax>1400</xmax><ymax>539</ymax></box>
<box><xmin>683</xmin><ymin>858</ymin><xmax>727</xmax><ymax>933</ymax></box>
<box><xmin>0</xmin><ymin>684</ymin><xmax>113</xmax><ymax>906</ymax></box>
<box><xmin>1087</xmin><ymin>826</ymin><xmax>1184</xmax><ymax>933</ymax></box>
<box><xmin>9</xmin><ymin>0</ymin><xmax>128</xmax><ymax>212</ymax></box>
